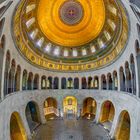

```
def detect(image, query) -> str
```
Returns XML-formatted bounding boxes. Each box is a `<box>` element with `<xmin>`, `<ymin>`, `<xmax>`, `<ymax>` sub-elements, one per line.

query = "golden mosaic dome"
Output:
<box><xmin>13</xmin><ymin>0</ymin><xmax>129</xmax><ymax>72</ymax></box>
<box><xmin>37</xmin><ymin>0</ymin><xmax>105</xmax><ymax>47</ymax></box>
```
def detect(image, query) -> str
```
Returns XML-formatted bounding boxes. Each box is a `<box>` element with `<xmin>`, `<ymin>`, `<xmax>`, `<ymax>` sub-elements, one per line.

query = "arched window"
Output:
<box><xmin>119</xmin><ymin>67</ymin><xmax>126</xmax><ymax>91</ymax></box>
<box><xmin>135</xmin><ymin>39</ymin><xmax>140</xmax><ymax>55</ymax></box>
<box><xmin>74</xmin><ymin>78</ymin><xmax>79</xmax><ymax>89</ymax></box>
<box><xmin>125</xmin><ymin>62</ymin><xmax>132</xmax><ymax>93</ymax></box>
<box><xmin>27</xmin><ymin>72</ymin><xmax>33</xmax><ymax>90</ymax></box>
<box><xmin>22</xmin><ymin>70</ymin><xmax>28</xmax><ymax>90</ymax></box>
<box><xmin>8</xmin><ymin>59</ymin><xmax>16</xmax><ymax>94</ymax></box>
<box><xmin>67</xmin><ymin>77</ymin><xmax>73</xmax><ymax>89</ymax></box>
<box><xmin>130</xmin><ymin>54</ymin><xmax>136</xmax><ymax>95</ymax></box>
<box><xmin>107</xmin><ymin>73</ymin><xmax>113</xmax><ymax>90</ymax></box>
<box><xmin>101</xmin><ymin>75</ymin><xmax>106</xmax><ymax>90</ymax></box>
<box><xmin>135</xmin><ymin>40</ymin><xmax>140</xmax><ymax>96</ymax></box>
<box><xmin>88</xmin><ymin>77</ymin><xmax>93</xmax><ymax>89</ymax></box>
<box><xmin>0</xmin><ymin>35</ymin><xmax>5</xmax><ymax>49</ymax></box>
<box><xmin>94</xmin><ymin>76</ymin><xmax>99</xmax><ymax>89</ymax></box>
<box><xmin>47</xmin><ymin>76</ymin><xmax>52</xmax><ymax>89</ymax></box>
<box><xmin>41</xmin><ymin>76</ymin><xmax>46</xmax><ymax>89</ymax></box>
<box><xmin>4</xmin><ymin>51</ymin><xmax>10</xmax><ymax>96</ymax></box>
<box><xmin>0</xmin><ymin>35</ymin><xmax>5</xmax><ymax>98</ymax></box>
<box><xmin>33</xmin><ymin>74</ymin><xmax>39</xmax><ymax>90</ymax></box>
<box><xmin>14</xmin><ymin>65</ymin><xmax>21</xmax><ymax>92</ymax></box>
<box><xmin>53</xmin><ymin>77</ymin><xmax>59</xmax><ymax>89</ymax></box>
<box><xmin>113</xmin><ymin>71</ymin><xmax>118</xmax><ymax>90</ymax></box>
<box><xmin>61</xmin><ymin>77</ymin><xmax>66</xmax><ymax>89</ymax></box>
<box><xmin>137</xmin><ymin>23</ymin><xmax>140</xmax><ymax>40</ymax></box>
<box><xmin>82</xmin><ymin>77</ymin><xmax>87</xmax><ymax>89</ymax></box>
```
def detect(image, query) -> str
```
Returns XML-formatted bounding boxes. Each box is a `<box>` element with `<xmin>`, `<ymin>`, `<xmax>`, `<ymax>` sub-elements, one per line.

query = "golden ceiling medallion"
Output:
<box><xmin>59</xmin><ymin>0</ymin><xmax>84</xmax><ymax>26</ymax></box>
<box><xmin>37</xmin><ymin>0</ymin><xmax>105</xmax><ymax>47</ymax></box>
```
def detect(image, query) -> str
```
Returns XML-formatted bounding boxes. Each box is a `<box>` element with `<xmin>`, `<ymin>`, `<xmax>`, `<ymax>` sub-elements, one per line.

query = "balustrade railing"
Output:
<box><xmin>44</xmin><ymin>107</ymin><xmax>59</xmax><ymax>116</ymax></box>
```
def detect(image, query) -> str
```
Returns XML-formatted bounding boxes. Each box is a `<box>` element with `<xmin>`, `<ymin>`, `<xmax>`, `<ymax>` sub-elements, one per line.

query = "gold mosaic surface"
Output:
<box><xmin>37</xmin><ymin>0</ymin><xmax>105</xmax><ymax>47</ymax></box>
<box><xmin>13</xmin><ymin>0</ymin><xmax>129</xmax><ymax>72</ymax></box>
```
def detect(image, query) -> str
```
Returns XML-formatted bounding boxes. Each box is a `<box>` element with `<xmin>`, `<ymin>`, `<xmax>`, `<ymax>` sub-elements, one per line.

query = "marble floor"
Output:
<box><xmin>33</xmin><ymin>119</ymin><xmax>110</xmax><ymax>140</ymax></box>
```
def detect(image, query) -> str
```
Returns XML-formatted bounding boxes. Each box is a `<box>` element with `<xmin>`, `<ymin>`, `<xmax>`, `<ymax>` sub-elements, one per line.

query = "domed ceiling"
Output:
<box><xmin>13</xmin><ymin>0</ymin><xmax>128</xmax><ymax>72</ymax></box>
<box><xmin>37</xmin><ymin>0</ymin><xmax>105</xmax><ymax>47</ymax></box>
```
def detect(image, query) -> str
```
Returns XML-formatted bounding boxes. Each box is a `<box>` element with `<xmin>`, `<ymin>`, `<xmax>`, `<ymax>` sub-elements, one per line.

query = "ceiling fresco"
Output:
<box><xmin>12</xmin><ymin>0</ymin><xmax>129</xmax><ymax>72</ymax></box>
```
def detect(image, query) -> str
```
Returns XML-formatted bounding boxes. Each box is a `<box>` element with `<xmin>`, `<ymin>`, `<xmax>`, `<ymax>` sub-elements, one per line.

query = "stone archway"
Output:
<box><xmin>25</xmin><ymin>101</ymin><xmax>41</xmax><ymax>132</ymax></box>
<box><xmin>99</xmin><ymin>100</ymin><xmax>115</xmax><ymax>131</ymax></box>
<box><xmin>63</xmin><ymin>96</ymin><xmax>77</xmax><ymax>119</ymax></box>
<box><xmin>82</xmin><ymin>97</ymin><xmax>97</xmax><ymax>120</ymax></box>
<box><xmin>10</xmin><ymin>112</ymin><xmax>27</xmax><ymax>140</ymax></box>
<box><xmin>27</xmin><ymin>72</ymin><xmax>33</xmax><ymax>90</ymax></box>
<box><xmin>44</xmin><ymin>97</ymin><xmax>58</xmax><ymax>120</ymax></box>
<box><xmin>115</xmin><ymin>110</ymin><xmax>130</xmax><ymax>140</ymax></box>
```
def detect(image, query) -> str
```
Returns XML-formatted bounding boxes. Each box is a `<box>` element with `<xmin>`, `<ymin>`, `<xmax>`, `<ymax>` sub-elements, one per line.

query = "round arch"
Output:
<box><xmin>101</xmin><ymin>74</ymin><xmax>107</xmax><ymax>90</ymax></box>
<box><xmin>115</xmin><ymin>110</ymin><xmax>131</xmax><ymax>140</ymax></box>
<box><xmin>99</xmin><ymin>100</ymin><xmax>115</xmax><ymax>131</ymax></box>
<box><xmin>113</xmin><ymin>71</ymin><xmax>118</xmax><ymax>90</ymax></box>
<box><xmin>100</xmin><ymin>100</ymin><xmax>115</xmax><ymax>122</ymax></box>
<box><xmin>130</xmin><ymin>54</ymin><xmax>136</xmax><ymax>94</ymax></box>
<box><xmin>63</xmin><ymin>96</ymin><xmax>77</xmax><ymax>118</ymax></box>
<box><xmin>41</xmin><ymin>75</ymin><xmax>46</xmax><ymax>89</ymax></box>
<box><xmin>10</xmin><ymin>112</ymin><xmax>27</xmax><ymax>140</ymax></box>
<box><xmin>82</xmin><ymin>97</ymin><xmax>97</xmax><ymax>120</ymax></box>
<box><xmin>119</xmin><ymin>66</ymin><xmax>126</xmax><ymax>91</ymax></box>
<box><xmin>25</xmin><ymin>101</ymin><xmax>41</xmax><ymax>132</ymax></box>
<box><xmin>44</xmin><ymin>97</ymin><xmax>58</xmax><ymax>120</ymax></box>
<box><xmin>14</xmin><ymin>65</ymin><xmax>21</xmax><ymax>92</ymax></box>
